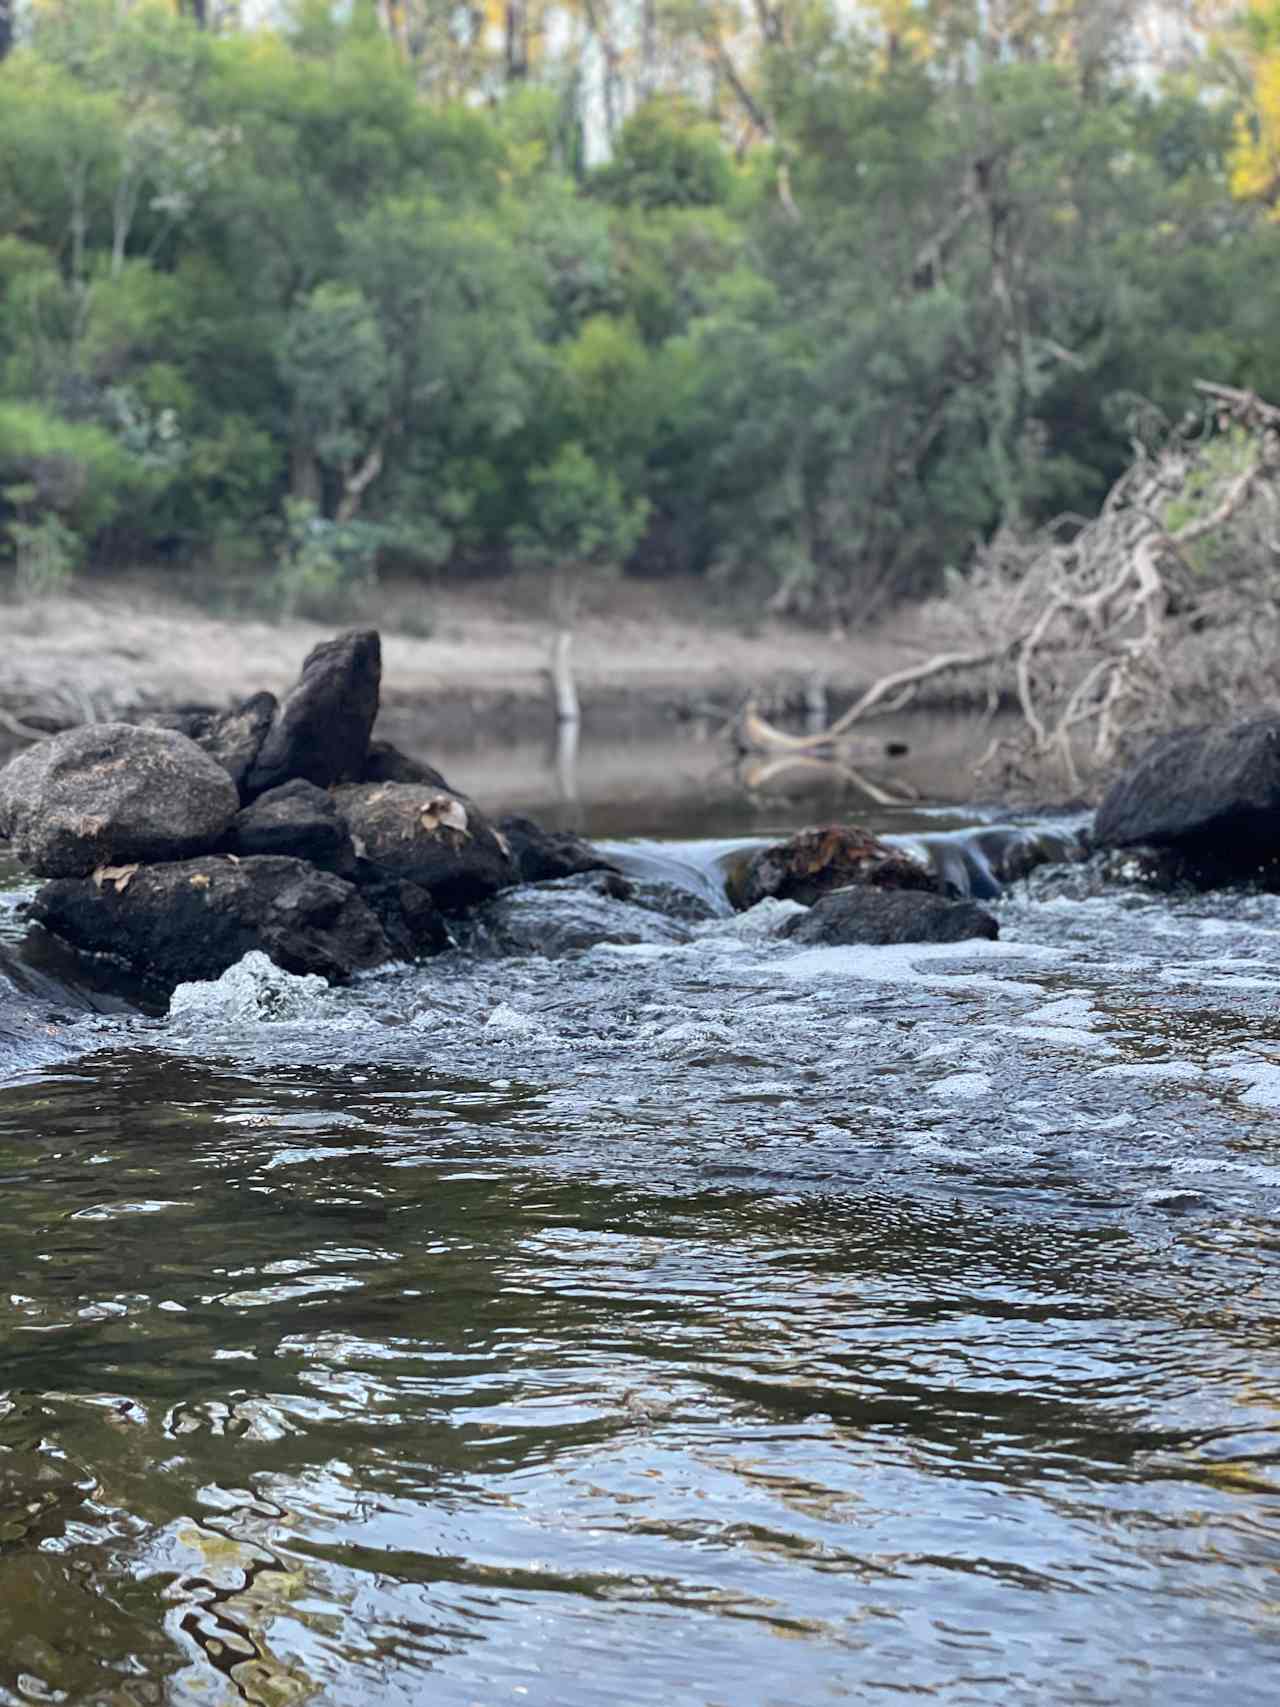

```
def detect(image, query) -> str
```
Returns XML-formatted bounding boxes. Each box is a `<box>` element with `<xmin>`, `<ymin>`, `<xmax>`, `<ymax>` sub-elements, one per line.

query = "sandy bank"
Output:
<box><xmin>0</xmin><ymin>577</ymin><xmax>958</xmax><ymax>749</ymax></box>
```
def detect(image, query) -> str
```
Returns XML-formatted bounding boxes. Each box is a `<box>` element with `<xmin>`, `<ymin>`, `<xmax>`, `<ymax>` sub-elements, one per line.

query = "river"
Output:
<box><xmin>0</xmin><ymin>729</ymin><xmax>1278</xmax><ymax>1706</ymax></box>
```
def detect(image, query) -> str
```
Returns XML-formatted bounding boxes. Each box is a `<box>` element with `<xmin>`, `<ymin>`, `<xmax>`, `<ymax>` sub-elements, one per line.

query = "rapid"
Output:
<box><xmin>0</xmin><ymin>763</ymin><xmax>1278</xmax><ymax>1706</ymax></box>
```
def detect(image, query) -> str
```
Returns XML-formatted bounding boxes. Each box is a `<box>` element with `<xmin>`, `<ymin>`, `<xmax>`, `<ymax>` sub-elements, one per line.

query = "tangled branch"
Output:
<box><xmin>737</xmin><ymin>381</ymin><xmax>1280</xmax><ymax>794</ymax></box>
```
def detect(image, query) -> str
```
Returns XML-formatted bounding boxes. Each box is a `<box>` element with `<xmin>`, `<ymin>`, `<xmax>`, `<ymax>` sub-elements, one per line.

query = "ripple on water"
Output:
<box><xmin>2</xmin><ymin>846</ymin><xmax>1280</xmax><ymax>1703</ymax></box>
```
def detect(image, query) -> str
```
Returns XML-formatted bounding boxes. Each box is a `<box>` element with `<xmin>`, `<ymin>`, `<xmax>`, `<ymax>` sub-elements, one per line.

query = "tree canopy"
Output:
<box><xmin>0</xmin><ymin>0</ymin><xmax>1275</xmax><ymax>619</ymax></box>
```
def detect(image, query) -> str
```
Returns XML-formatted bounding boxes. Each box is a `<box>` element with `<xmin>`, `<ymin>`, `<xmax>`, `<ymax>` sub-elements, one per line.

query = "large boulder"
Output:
<box><xmin>496</xmin><ymin>815</ymin><xmax>618</xmax><ymax>884</ymax></box>
<box><xmin>150</xmin><ymin>692</ymin><xmax>277</xmax><ymax>799</ymax></box>
<box><xmin>726</xmin><ymin>824</ymin><xmax>938</xmax><ymax>912</ymax></box>
<box><xmin>784</xmin><ymin>888</ymin><xmax>999</xmax><ymax>946</ymax></box>
<box><xmin>229</xmin><ymin>779</ymin><xmax>356</xmax><ymax>875</ymax></box>
<box><xmin>334</xmin><ymin>782</ymin><xmax>516</xmax><ymax>912</ymax></box>
<box><xmin>245</xmin><ymin>629</ymin><xmax>381</xmax><ymax>798</ymax></box>
<box><xmin>1094</xmin><ymin>717</ymin><xmax>1280</xmax><ymax>886</ymax></box>
<box><xmin>30</xmin><ymin>855</ymin><xmax>391</xmax><ymax>987</ymax></box>
<box><xmin>0</xmin><ymin>723</ymin><xmax>240</xmax><ymax>879</ymax></box>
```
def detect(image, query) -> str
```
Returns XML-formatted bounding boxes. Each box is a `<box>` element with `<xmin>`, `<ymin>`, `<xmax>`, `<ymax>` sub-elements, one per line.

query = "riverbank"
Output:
<box><xmin>0</xmin><ymin>574</ymin><xmax>965</xmax><ymax>753</ymax></box>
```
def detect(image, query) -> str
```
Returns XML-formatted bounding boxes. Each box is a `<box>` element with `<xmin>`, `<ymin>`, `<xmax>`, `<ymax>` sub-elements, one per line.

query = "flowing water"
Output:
<box><xmin>1</xmin><ymin>766</ymin><xmax>1279</xmax><ymax>1706</ymax></box>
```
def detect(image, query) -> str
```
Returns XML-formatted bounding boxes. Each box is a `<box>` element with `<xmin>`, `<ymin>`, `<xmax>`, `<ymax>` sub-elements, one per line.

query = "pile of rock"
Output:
<box><xmin>0</xmin><ymin>630</ymin><xmax>611</xmax><ymax>987</ymax></box>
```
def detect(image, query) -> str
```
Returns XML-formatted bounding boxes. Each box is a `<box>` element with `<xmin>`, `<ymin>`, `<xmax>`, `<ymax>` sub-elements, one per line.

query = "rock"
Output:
<box><xmin>726</xmin><ymin>824</ymin><xmax>938</xmax><ymax>912</ymax></box>
<box><xmin>357</xmin><ymin>876</ymin><xmax>451</xmax><ymax>960</ymax></box>
<box><xmin>465</xmin><ymin>870</ymin><xmax>691</xmax><ymax>958</ymax></box>
<box><xmin>149</xmin><ymin>692</ymin><xmax>277</xmax><ymax>798</ymax></box>
<box><xmin>784</xmin><ymin>888</ymin><xmax>999</xmax><ymax>946</ymax></box>
<box><xmin>626</xmin><ymin>879</ymin><xmax>720</xmax><ymax>926</ymax></box>
<box><xmin>229</xmin><ymin>779</ymin><xmax>356</xmax><ymax>875</ymax></box>
<box><xmin>0</xmin><ymin>723</ymin><xmax>240</xmax><ymax>879</ymax></box>
<box><xmin>362</xmin><ymin>740</ymin><xmax>452</xmax><ymax>790</ymax></box>
<box><xmin>246</xmin><ymin>629</ymin><xmax>381</xmax><ymax>798</ymax></box>
<box><xmin>496</xmin><ymin>814</ymin><xmax>618</xmax><ymax>884</ymax></box>
<box><xmin>334</xmin><ymin>782</ymin><xmax>515</xmax><ymax>912</ymax></box>
<box><xmin>1094</xmin><ymin>717</ymin><xmax>1280</xmax><ymax>886</ymax></box>
<box><xmin>30</xmin><ymin>855</ymin><xmax>392</xmax><ymax>987</ymax></box>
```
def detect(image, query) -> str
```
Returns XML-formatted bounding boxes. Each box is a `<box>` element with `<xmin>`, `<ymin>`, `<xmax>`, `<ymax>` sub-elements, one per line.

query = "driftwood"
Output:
<box><xmin>736</xmin><ymin>381</ymin><xmax>1280</xmax><ymax>792</ymax></box>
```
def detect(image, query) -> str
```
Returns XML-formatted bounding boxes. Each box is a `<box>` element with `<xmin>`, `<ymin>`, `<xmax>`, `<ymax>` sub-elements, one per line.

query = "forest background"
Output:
<box><xmin>4</xmin><ymin>0</ymin><xmax>1280</xmax><ymax>636</ymax></box>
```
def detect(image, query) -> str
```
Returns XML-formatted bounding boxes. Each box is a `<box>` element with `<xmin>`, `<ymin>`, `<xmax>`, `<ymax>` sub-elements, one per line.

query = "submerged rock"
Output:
<box><xmin>334</xmin><ymin>781</ymin><xmax>515</xmax><ymax>912</ymax></box>
<box><xmin>230</xmin><ymin>778</ymin><xmax>356</xmax><ymax>875</ymax></box>
<box><xmin>0</xmin><ymin>942</ymin><xmax>97</xmax><ymax>1071</ymax></box>
<box><xmin>246</xmin><ymin>629</ymin><xmax>381</xmax><ymax>798</ymax></box>
<box><xmin>31</xmin><ymin>854</ymin><xmax>391</xmax><ymax>986</ymax></box>
<box><xmin>1095</xmin><ymin>717</ymin><xmax>1280</xmax><ymax>887</ymax></box>
<box><xmin>784</xmin><ymin>887</ymin><xmax>999</xmax><ymax>946</ymax></box>
<box><xmin>496</xmin><ymin>815</ymin><xmax>618</xmax><ymax>884</ymax></box>
<box><xmin>727</xmin><ymin>824</ymin><xmax>937</xmax><ymax>911</ymax></box>
<box><xmin>466</xmin><ymin>870</ymin><xmax>690</xmax><ymax>958</ymax></box>
<box><xmin>0</xmin><ymin>722</ymin><xmax>240</xmax><ymax>878</ymax></box>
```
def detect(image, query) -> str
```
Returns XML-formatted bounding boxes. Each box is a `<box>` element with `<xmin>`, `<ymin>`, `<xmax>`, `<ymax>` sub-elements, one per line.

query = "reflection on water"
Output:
<box><xmin>376</xmin><ymin>710</ymin><xmax>1013</xmax><ymax>838</ymax></box>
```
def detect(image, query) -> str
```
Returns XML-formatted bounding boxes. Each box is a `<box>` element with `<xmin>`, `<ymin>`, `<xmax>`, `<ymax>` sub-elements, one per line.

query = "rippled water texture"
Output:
<box><xmin>2</xmin><ymin>797</ymin><xmax>1280</xmax><ymax>1703</ymax></box>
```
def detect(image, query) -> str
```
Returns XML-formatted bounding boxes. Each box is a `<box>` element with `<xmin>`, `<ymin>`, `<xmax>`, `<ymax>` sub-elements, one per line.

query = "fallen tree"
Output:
<box><xmin>736</xmin><ymin>381</ymin><xmax>1280</xmax><ymax>793</ymax></box>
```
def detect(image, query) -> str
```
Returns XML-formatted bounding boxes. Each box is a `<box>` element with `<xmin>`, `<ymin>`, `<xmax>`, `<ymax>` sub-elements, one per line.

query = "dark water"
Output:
<box><xmin>1</xmin><ymin>745</ymin><xmax>1279</xmax><ymax>1705</ymax></box>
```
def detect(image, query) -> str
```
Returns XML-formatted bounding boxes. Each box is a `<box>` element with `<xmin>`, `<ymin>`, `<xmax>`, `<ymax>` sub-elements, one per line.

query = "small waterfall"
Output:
<box><xmin>600</xmin><ymin>818</ymin><xmax>1089</xmax><ymax>909</ymax></box>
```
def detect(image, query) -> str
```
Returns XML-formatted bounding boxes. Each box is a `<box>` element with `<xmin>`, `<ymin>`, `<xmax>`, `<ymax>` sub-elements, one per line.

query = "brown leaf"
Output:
<box><xmin>419</xmin><ymin>795</ymin><xmax>469</xmax><ymax>838</ymax></box>
<box><xmin>93</xmin><ymin>863</ymin><xmax>140</xmax><ymax>893</ymax></box>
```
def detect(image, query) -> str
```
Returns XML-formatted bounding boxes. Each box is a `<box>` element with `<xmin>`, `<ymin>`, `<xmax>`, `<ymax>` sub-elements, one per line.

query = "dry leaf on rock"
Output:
<box><xmin>93</xmin><ymin>863</ymin><xmax>140</xmax><ymax>893</ymax></box>
<box><xmin>419</xmin><ymin>795</ymin><xmax>469</xmax><ymax>837</ymax></box>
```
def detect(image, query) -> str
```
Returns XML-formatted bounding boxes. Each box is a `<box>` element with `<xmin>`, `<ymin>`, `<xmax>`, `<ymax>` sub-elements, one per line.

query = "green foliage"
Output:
<box><xmin>0</xmin><ymin>402</ymin><xmax>150</xmax><ymax>534</ymax></box>
<box><xmin>592</xmin><ymin>101</ymin><xmax>734</xmax><ymax>211</ymax></box>
<box><xmin>517</xmin><ymin>442</ymin><xmax>650</xmax><ymax>570</ymax></box>
<box><xmin>0</xmin><ymin>0</ymin><xmax>1273</xmax><ymax>620</ymax></box>
<box><xmin>268</xmin><ymin>499</ymin><xmax>381</xmax><ymax>620</ymax></box>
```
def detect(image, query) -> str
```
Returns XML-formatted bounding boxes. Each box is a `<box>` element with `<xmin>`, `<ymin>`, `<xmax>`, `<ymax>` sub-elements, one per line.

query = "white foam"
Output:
<box><xmin>484</xmin><ymin>1003</ymin><xmax>552</xmax><ymax>1041</ymax></box>
<box><xmin>1094</xmin><ymin>1062</ymin><xmax>1204</xmax><ymax>1082</ymax></box>
<box><xmin>1005</xmin><ymin>1025</ymin><xmax>1113</xmax><ymax>1053</ymax></box>
<box><xmin>169</xmin><ymin>951</ymin><xmax>333</xmax><ymax>1025</ymax></box>
<box><xmin>780</xmin><ymin>938</ymin><xmax>1062</xmax><ymax>993</ymax></box>
<box><xmin>928</xmin><ymin>1072</ymin><xmax>992</xmax><ymax>1099</ymax></box>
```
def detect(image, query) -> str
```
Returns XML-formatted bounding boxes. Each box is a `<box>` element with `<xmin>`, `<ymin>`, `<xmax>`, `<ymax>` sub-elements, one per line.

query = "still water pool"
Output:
<box><xmin>1</xmin><ymin>783</ymin><xmax>1279</xmax><ymax>1705</ymax></box>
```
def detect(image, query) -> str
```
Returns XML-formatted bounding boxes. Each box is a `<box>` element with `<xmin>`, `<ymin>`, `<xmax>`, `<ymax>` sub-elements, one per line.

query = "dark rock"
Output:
<box><xmin>496</xmin><ymin>814</ymin><xmax>618</xmax><ymax>884</ymax></box>
<box><xmin>627</xmin><ymin>879</ymin><xmax>720</xmax><ymax>925</ymax></box>
<box><xmin>784</xmin><ymin>888</ymin><xmax>999</xmax><ymax>946</ymax></box>
<box><xmin>333</xmin><ymin>782</ymin><xmax>515</xmax><ymax>913</ymax></box>
<box><xmin>362</xmin><ymin>740</ymin><xmax>452</xmax><ymax>790</ymax></box>
<box><xmin>1094</xmin><ymin>717</ymin><xmax>1280</xmax><ymax>887</ymax></box>
<box><xmin>0</xmin><ymin>723</ymin><xmax>240</xmax><ymax>879</ymax></box>
<box><xmin>230</xmin><ymin>779</ymin><xmax>356</xmax><ymax>875</ymax></box>
<box><xmin>358</xmin><ymin>876</ymin><xmax>451</xmax><ymax>960</ymax></box>
<box><xmin>465</xmin><ymin>870</ymin><xmax>691</xmax><ymax>958</ymax></box>
<box><xmin>246</xmin><ymin>629</ymin><xmax>381</xmax><ymax>798</ymax></box>
<box><xmin>726</xmin><ymin>824</ymin><xmax>938</xmax><ymax>912</ymax></box>
<box><xmin>164</xmin><ymin>692</ymin><xmax>277</xmax><ymax>797</ymax></box>
<box><xmin>30</xmin><ymin>855</ymin><xmax>392</xmax><ymax>987</ymax></box>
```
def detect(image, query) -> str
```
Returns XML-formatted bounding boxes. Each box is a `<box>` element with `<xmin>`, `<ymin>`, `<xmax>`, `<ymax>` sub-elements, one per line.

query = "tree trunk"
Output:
<box><xmin>0</xmin><ymin>2</ymin><xmax>15</xmax><ymax>60</ymax></box>
<box><xmin>290</xmin><ymin>444</ymin><xmax>322</xmax><ymax>508</ymax></box>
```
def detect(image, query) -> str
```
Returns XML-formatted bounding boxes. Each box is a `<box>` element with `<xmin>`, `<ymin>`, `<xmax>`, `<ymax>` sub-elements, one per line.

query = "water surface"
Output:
<box><xmin>0</xmin><ymin>744</ymin><xmax>1277</xmax><ymax>1705</ymax></box>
